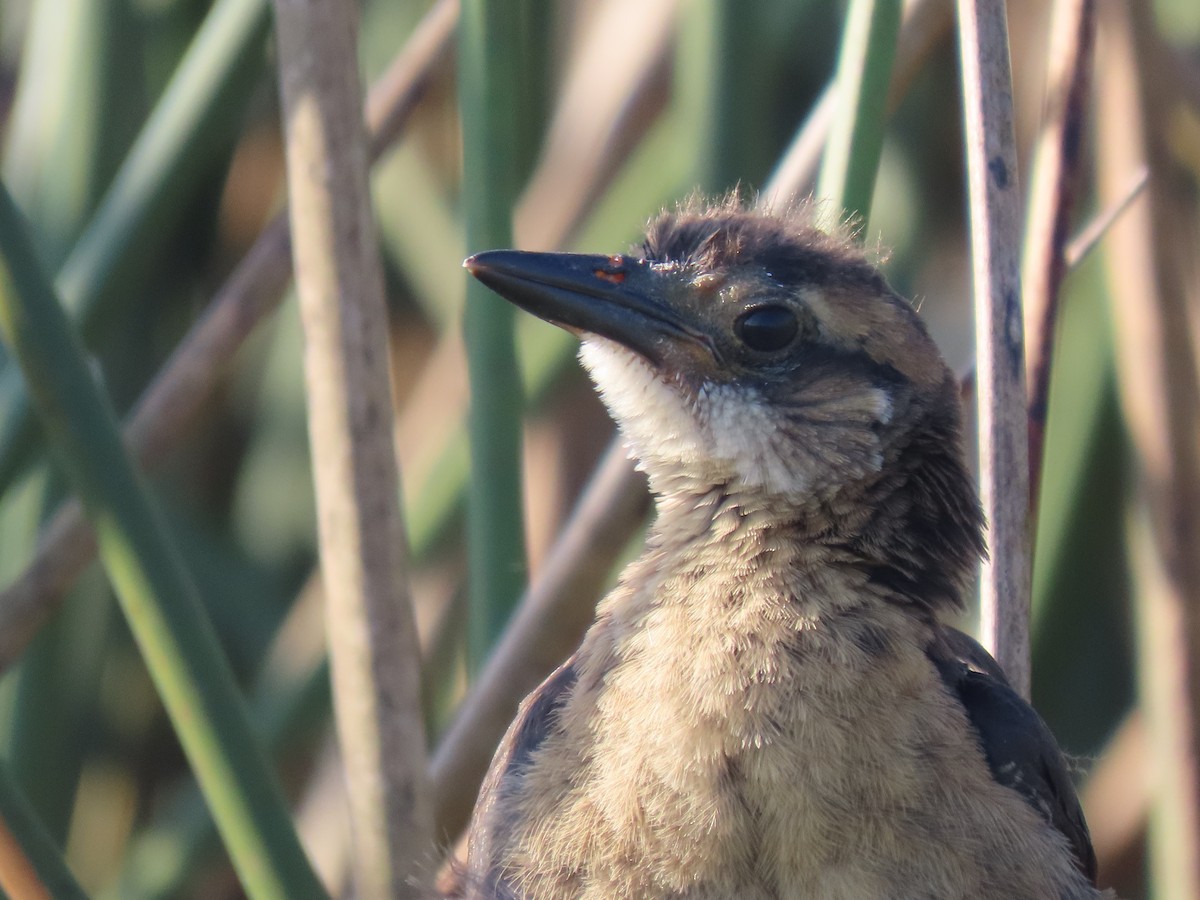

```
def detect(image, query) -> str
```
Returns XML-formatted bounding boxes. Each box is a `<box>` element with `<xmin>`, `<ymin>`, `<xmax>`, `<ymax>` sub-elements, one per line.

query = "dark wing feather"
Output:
<box><xmin>928</xmin><ymin>627</ymin><xmax>1098</xmax><ymax>885</ymax></box>
<box><xmin>463</xmin><ymin>658</ymin><xmax>578</xmax><ymax>896</ymax></box>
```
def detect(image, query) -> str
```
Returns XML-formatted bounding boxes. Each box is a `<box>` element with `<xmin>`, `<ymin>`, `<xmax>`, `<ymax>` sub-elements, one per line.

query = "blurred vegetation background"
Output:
<box><xmin>0</xmin><ymin>0</ymin><xmax>1193</xmax><ymax>897</ymax></box>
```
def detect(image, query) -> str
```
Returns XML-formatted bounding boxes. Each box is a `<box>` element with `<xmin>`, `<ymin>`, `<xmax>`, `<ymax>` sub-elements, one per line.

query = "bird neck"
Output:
<box><xmin>644</xmin><ymin>416</ymin><xmax>984</xmax><ymax>617</ymax></box>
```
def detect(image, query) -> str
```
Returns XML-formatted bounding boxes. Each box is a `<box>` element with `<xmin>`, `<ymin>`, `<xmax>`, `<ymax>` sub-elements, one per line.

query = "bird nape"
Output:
<box><xmin>458</xmin><ymin>199</ymin><xmax>1103</xmax><ymax>900</ymax></box>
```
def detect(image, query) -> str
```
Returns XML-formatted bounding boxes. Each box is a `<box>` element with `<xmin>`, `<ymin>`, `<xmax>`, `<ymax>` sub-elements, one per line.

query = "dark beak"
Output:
<box><xmin>464</xmin><ymin>250</ymin><xmax>708</xmax><ymax>365</ymax></box>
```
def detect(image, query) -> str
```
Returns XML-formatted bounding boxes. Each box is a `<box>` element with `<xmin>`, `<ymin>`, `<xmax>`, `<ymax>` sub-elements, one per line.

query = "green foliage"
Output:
<box><xmin>0</xmin><ymin>0</ymin><xmax>1160</xmax><ymax>895</ymax></box>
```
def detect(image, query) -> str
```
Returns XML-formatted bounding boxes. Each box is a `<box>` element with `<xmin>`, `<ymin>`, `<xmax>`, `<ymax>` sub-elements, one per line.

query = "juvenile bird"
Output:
<box><xmin>461</xmin><ymin>200</ymin><xmax>1102</xmax><ymax>900</ymax></box>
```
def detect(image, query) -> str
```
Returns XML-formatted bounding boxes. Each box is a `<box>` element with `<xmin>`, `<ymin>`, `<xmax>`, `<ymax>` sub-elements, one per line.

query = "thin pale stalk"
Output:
<box><xmin>460</xmin><ymin>0</ymin><xmax>531</xmax><ymax>672</ymax></box>
<box><xmin>957</xmin><ymin>169</ymin><xmax>1154</xmax><ymax>401</ymax></box>
<box><xmin>273</xmin><ymin>0</ymin><xmax>433</xmax><ymax>895</ymax></box>
<box><xmin>0</xmin><ymin>0</ymin><xmax>459</xmax><ymax>675</ymax></box>
<box><xmin>956</xmin><ymin>0</ymin><xmax>1031</xmax><ymax>698</ymax></box>
<box><xmin>1062</xmin><ymin>167</ymin><xmax>1148</xmax><ymax>268</ymax></box>
<box><xmin>815</xmin><ymin>0</ymin><xmax>902</xmax><ymax>230</ymax></box>
<box><xmin>1097</xmin><ymin>2</ymin><xmax>1200</xmax><ymax>895</ymax></box>
<box><xmin>0</xmin><ymin>186</ymin><xmax>325</xmax><ymax>899</ymax></box>
<box><xmin>1022</xmin><ymin>0</ymin><xmax>1095</xmax><ymax>509</ymax></box>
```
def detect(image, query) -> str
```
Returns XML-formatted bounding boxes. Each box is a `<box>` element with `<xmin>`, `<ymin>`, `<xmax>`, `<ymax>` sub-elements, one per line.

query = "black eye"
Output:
<box><xmin>734</xmin><ymin>305</ymin><xmax>799</xmax><ymax>352</ymax></box>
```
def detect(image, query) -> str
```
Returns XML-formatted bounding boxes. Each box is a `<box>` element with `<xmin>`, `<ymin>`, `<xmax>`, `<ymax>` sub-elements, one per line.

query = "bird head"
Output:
<box><xmin>467</xmin><ymin>201</ymin><xmax>971</xmax><ymax>515</ymax></box>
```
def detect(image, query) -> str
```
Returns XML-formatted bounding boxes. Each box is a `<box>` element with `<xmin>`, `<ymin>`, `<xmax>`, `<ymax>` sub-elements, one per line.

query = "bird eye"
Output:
<box><xmin>734</xmin><ymin>305</ymin><xmax>799</xmax><ymax>352</ymax></box>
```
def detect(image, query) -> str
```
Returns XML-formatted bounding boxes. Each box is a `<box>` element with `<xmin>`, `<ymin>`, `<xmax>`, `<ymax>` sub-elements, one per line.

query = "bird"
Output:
<box><xmin>459</xmin><ymin>198</ymin><xmax>1104</xmax><ymax>900</ymax></box>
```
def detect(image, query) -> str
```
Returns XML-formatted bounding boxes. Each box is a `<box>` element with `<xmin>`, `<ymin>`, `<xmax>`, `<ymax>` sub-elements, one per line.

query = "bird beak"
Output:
<box><xmin>464</xmin><ymin>250</ymin><xmax>709</xmax><ymax>366</ymax></box>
